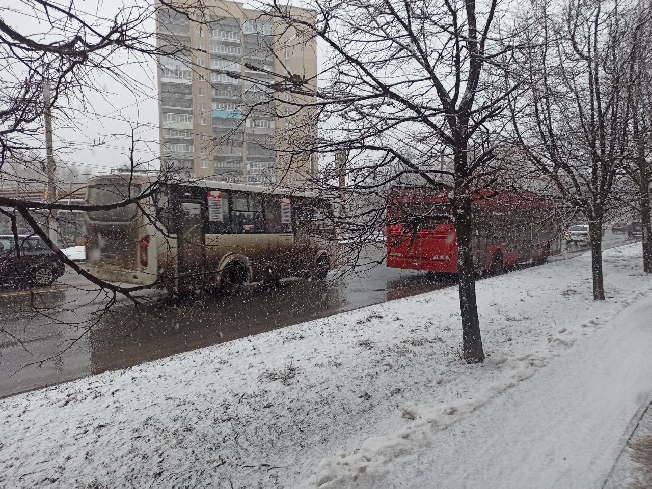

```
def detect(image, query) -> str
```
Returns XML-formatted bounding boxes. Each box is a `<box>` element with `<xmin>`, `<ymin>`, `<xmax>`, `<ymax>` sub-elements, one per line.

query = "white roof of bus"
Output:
<box><xmin>88</xmin><ymin>173</ymin><xmax>320</xmax><ymax>198</ymax></box>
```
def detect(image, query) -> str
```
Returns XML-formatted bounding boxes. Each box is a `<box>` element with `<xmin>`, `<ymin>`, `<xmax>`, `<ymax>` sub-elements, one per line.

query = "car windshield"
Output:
<box><xmin>569</xmin><ymin>225</ymin><xmax>588</xmax><ymax>232</ymax></box>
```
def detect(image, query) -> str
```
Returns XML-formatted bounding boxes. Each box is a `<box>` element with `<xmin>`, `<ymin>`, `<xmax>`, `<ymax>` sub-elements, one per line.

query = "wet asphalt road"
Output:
<box><xmin>0</xmin><ymin>232</ymin><xmax>636</xmax><ymax>398</ymax></box>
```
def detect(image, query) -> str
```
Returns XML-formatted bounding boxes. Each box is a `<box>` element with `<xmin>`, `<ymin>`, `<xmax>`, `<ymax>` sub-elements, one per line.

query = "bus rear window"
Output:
<box><xmin>87</xmin><ymin>184</ymin><xmax>141</xmax><ymax>222</ymax></box>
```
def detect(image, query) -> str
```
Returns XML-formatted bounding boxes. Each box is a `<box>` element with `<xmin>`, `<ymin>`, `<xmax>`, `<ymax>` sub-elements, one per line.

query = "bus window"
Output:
<box><xmin>153</xmin><ymin>187</ymin><xmax>174</xmax><ymax>232</ymax></box>
<box><xmin>231</xmin><ymin>192</ymin><xmax>265</xmax><ymax>234</ymax></box>
<box><xmin>264</xmin><ymin>196</ymin><xmax>282</xmax><ymax>233</ymax></box>
<box><xmin>263</xmin><ymin>196</ymin><xmax>292</xmax><ymax>234</ymax></box>
<box><xmin>389</xmin><ymin>201</ymin><xmax>451</xmax><ymax>230</ymax></box>
<box><xmin>87</xmin><ymin>183</ymin><xmax>141</xmax><ymax>222</ymax></box>
<box><xmin>293</xmin><ymin>198</ymin><xmax>335</xmax><ymax>238</ymax></box>
<box><xmin>207</xmin><ymin>190</ymin><xmax>229</xmax><ymax>234</ymax></box>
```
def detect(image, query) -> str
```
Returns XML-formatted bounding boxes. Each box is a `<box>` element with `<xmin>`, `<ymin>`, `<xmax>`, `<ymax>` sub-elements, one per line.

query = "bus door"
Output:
<box><xmin>472</xmin><ymin>206</ymin><xmax>489</xmax><ymax>270</ymax></box>
<box><xmin>175</xmin><ymin>186</ymin><xmax>207</xmax><ymax>291</ymax></box>
<box><xmin>471</xmin><ymin>230</ymin><xmax>487</xmax><ymax>269</ymax></box>
<box><xmin>264</xmin><ymin>195</ymin><xmax>294</xmax><ymax>278</ymax></box>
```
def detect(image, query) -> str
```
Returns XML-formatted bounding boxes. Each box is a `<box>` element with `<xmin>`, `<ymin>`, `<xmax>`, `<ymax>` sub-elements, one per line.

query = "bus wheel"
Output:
<box><xmin>426</xmin><ymin>271</ymin><xmax>445</xmax><ymax>281</ymax></box>
<box><xmin>312</xmin><ymin>255</ymin><xmax>330</xmax><ymax>280</ymax></box>
<box><xmin>220</xmin><ymin>264</ymin><xmax>246</xmax><ymax>295</ymax></box>
<box><xmin>490</xmin><ymin>252</ymin><xmax>504</xmax><ymax>275</ymax></box>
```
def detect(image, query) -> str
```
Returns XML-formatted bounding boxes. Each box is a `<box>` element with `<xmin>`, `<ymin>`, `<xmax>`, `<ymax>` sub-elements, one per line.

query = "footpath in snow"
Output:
<box><xmin>1</xmin><ymin>244</ymin><xmax>651</xmax><ymax>488</ymax></box>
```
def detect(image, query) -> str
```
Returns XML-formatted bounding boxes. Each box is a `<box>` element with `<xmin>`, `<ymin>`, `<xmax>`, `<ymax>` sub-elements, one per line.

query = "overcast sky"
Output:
<box><xmin>3</xmin><ymin>0</ymin><xmax>163</xmax><ymax>178</ymax></box>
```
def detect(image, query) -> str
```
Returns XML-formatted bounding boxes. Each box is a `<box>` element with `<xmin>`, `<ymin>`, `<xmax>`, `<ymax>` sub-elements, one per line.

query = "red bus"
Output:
<box><xmin>386</xmin><ymin>186</ymin><xmax>562</xmax><ymax>274</ymax></box>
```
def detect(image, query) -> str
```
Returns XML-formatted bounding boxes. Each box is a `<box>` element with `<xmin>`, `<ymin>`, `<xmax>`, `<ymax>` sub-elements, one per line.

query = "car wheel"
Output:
<box><xmin>32</xmin><ymin>266</ymin><xmax>56</xmax><ymax>287</ymax></box>
<box><xmin>491</xmin><ymin>251</ymin><xmax>504</xmax><ymax>275</ymax></box>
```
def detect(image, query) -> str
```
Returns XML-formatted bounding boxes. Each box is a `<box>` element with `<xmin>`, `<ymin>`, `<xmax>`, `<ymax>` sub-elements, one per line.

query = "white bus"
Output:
<box><xmin>84</xmin><ymin>174</ymin><xmax>335</xmax><ymax>293</ymax></box>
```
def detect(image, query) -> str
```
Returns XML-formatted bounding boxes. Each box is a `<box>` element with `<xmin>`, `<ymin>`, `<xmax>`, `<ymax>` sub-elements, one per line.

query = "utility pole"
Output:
<box><xmin>43</xmin><ymin>81</ymin><xmax>58</xmax><ymax>247</ymax></box>
<box><xmin>335</xmin><ymin>150</ymin><xmax>347</xmax><ymax>218</ymax></box>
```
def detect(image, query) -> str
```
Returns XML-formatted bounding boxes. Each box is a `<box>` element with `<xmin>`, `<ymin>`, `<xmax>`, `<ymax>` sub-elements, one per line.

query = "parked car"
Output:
<box><xmin>628</xmin><ymin>222</ymin><xmax>643</xmax><ymax>240</ymax></box>
<box><xmin>565</xmin><ymin>224</ymin><xmax>590</xmax><ymax>243</ymax></box>
<box><xmin>612</xmin><ymin>222</ymin><xmax>629</xmax><ymax>233</ymax></box>
<box><xmin>0</xmin><ymin>235</ymin><xmax>65</xmax><ymax>287</ymax></box>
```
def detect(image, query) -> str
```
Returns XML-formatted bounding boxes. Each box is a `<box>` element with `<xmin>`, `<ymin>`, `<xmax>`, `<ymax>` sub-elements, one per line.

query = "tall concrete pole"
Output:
<box><xmin>335</xmin><ymin>150</ymin><xmax>347</xmax><ymax>219</ymax></box>
<box><xmin>43</xmin><ymin>81</ymin><xmax>58</xmax><ymax>247</ymax></box>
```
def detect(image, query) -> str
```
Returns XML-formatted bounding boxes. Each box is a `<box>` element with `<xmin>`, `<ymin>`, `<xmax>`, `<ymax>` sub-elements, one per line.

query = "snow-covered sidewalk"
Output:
<box><xmin>1</xmin><ymin>244</ymin><xmax>651</xmax><ymax>488</ymax></box>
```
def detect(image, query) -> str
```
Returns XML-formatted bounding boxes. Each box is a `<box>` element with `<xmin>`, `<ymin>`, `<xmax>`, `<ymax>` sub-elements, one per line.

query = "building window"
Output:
<box><xmin>210</xmin><ymin>44</ymin><xmax>241</xmax><ymax>55</ymax></box>
<box><xmin>249</xmin><ymin>119</ymin><xmax>272</xmax><ymax>129</ymax></box>
<box><xmin>201</xmin><ymin>133</ymin><xmax>207</xmax><ymax>141</ymax></box>
<box><xmin>197</xmin><ymin>27</ymin><xmax>205</xmax><ymax>37</ymax></box>
<box><xmin>200</xmin><ymin>116</ymin><xmax>207</xmax><ymax>125</ymax></box>
<box><xmin>198</xmin><ymin>43</ymin><xmax>205</xmax><ymax>51</ymax></box>
<box><xmin>211</xmin><ymin>59</ymin><xmax>241</xmax><ymax>71</ymax></box>
<box><xmin>211</xmin><ymin>72</ymin><xmax>240</xmax><ymax>84</ymax></box>
<box><xmin>164</xmin><ymin>113</ymin><xmax>193</xmax><ymax>123</ymax></box>
<box><xmin>210</xmin><ymin>30</ymin><xmax>240</xmax><ymax>42</ymax></box>
<box><xmin>243</xmin><ymin>20</ymin><xmax>272</xmax><ymax>35</ymax></box>
<box><xmin>201</xmin><ymin>160</ymin><xmax>208</xmax><ymax>169</ymax></box>
<box><xmin>198</xmin><ymin>88</ymin><xmax>205</xmax><ymax>96</ymax></box>
<box><xmin>211</xmin><ymin>101</ymin><xmax>238</xmax><ymax>111</ymax></box>
<box><xmin>164</xmin><ymin>129</ymin><xmax>192</xmax><ymax>138</ymax></box>
<box><xmin>284</xmin><ymin>50</ymin><xmax>291</xmax><ymax>60</ymax></box>
<box><xmin>199</xmin><ymin>103</ymin><xmax>206</xmax><ymax>111</ymax></box>
<box><xmin>165</xmin><ymin>143</ymin><xmax>194</xmax><ymax>153</ymax></box>
<box><xmin>213</xmin><ymin>88</ymin><xmax>238</xmax><ymax>99</ymax></box>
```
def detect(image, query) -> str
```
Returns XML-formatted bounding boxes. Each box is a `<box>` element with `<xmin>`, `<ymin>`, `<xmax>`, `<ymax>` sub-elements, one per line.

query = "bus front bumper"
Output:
<box><xmin>387</xmin><ymin>254</ymin><xmax>458</xmax><ymax>273</ymax></box>
<box><xmin>83</xmin><ymin>264</ymin><xmax>158</xmax><ymax>286</ymax></box>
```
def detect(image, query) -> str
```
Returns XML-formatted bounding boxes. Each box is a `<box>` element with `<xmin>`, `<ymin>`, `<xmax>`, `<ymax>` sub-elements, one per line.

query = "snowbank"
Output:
<box><xmin>1</xmin><ymin>244</ymin><xmax>651</xmax><ymax>488</ymax></box>
<box><xmin>61</xmin><ymin>245</ymin><xmax>85</xmax><ymax>261</ymax></box>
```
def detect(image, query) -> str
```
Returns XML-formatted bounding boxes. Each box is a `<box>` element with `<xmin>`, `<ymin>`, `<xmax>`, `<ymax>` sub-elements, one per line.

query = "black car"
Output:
<box><xmin>0</xmin><ymin>235</ymin><xmax>65</xmax><ymax>287</ymax></box>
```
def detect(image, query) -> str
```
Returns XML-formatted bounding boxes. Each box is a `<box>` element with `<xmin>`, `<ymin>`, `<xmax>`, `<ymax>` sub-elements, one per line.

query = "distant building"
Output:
<box><xmin>156</xmin><ymin>0</ymin><xmax>318</xmax><ymax>186</ymax></box>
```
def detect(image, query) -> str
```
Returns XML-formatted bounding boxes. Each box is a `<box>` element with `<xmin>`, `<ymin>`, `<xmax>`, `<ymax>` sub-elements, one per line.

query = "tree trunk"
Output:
<box><xmin>454</xmin><ymin>191</ymin><xmax>485</xmax><ymax>363</ymax></box>
<box><xmin>639</xmin><ymin>160</ymin><xmax>652</xmax><ymax>273</ymax></box>
<box><xmin>589</xmin><ymin>220</ymin><xmax>605</xmax><ymax>300</ymax></box>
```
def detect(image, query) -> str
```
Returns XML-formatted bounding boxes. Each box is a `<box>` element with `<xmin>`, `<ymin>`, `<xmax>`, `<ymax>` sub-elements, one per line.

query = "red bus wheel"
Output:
<box><xmin>491</xmin><ymin>252</ymin><xmax>504</xmax><ymax>275</ymax></box>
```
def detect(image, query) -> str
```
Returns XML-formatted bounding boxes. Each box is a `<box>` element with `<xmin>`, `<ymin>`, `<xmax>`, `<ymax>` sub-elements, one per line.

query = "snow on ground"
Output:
<box><xmin>1</xmin><ymin>244</ymin><xmax>651</xmax><ymax>488</ymax></box>
<box><xmin>61</xmin><ymin>245</ymin><xmax>85</xmax><ymax>261</ymax></box>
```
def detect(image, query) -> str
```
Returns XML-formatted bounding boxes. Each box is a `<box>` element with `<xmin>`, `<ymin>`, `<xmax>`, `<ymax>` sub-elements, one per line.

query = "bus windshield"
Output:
<box><xmin>390</xmin><ymin>202</ymin><xmax>451</xmax><ymax>229</ymax></box>
<box><xmin>87</xmin><ymin>184</ymin><xmax>142</xmax><ymax>222</ymax></box>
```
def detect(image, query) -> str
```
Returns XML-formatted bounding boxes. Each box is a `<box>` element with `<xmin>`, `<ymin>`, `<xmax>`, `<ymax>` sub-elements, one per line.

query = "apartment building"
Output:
<box><xmin>156</xmin><ymin>0</ymin><xmax>318</xmax><ymax>186</ymax></box>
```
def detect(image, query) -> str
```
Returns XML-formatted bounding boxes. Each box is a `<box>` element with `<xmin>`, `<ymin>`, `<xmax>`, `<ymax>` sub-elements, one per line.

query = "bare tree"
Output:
<box><xmin>258</xmin><ymin>0</ymin><xmax>519</xmax><ymax>363</ymax></box>
<box><xmin>510</xmin><ymin>0</ymin><xmax>636</xmax><ymax>300</ymax></box>
<box><xmin>624</xmin><ymin>3</ymin><xmax>652</xmax><ymax>272</ymax></box>
<box><xmin>0</xmin><ymin>2</ymin><xmax>184</xmax><ymax>367</ymax></box>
